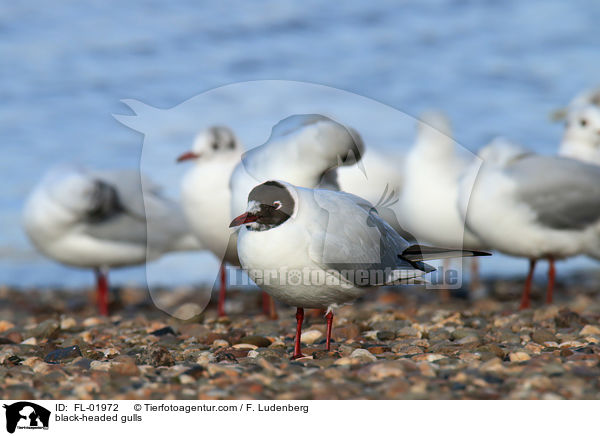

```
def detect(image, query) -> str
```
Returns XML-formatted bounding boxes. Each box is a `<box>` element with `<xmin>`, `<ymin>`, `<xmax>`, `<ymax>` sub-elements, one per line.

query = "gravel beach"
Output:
<box><xmin>2</xmin><ymin>276</ymin><xmax>600</xmax><ymax>400</ymax></box>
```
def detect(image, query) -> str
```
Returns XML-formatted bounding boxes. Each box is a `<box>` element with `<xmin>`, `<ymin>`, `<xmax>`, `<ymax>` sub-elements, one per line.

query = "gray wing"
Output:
<box><xmin>309</xmin><ymin>190</ymin><xmax>429</xmax><ymax>286</ymax></box>
<box><xmin>509</xmin><ymin>155</ymin><xmax>600</xmax><ymax>230</ymax></box>
<box><xmin>85</xmin><ymin>170</ymin><xmax>199</xmax><ymax>252</ymax></box>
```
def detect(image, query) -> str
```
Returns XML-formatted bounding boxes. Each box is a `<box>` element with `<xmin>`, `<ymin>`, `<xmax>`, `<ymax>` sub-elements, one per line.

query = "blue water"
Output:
<box><xmin>1</xmin><ymin>0</ymin><xmax>600</xmax><ymax>288</ymax></box>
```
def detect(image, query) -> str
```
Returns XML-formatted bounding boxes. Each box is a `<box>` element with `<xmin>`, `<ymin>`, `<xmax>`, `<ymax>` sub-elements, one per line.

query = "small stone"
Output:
<box><xmin>508</xmin><ymin>351</ymin><xmax>531</xmax><ymax>362</ymax></box>
<box><xmin>90</xmin><ymin>361</ymin><xmax>111</xmax><ymax>371</ymax></box>
<box><xmin>376</xmin><ymin>331</ymin><xmax>396</xmax><ymax>341</ymax></box>
<box><xmin>183</xmin><ymin>365</ymin><xmax>205</xmax><ymax>378</ymax></box>
<box><xmin>212</xmin><ymin>339</ymin><xmax>229</xmax><ymax>348</ymax></box>
<box><xmin>109</xmin><ymin>356</ymin><xmax>140</xmax><ymax>376</ymax></box>
<box><xmin>451</xmin><ymin>329</ymin><xmax>479</xmax><ymax>341</ymax></box>
<box><xmin>32</xmin><ymin>361</ymin><xmax>53</xmax><ymax>374</ymax></box>
<box><xmin>29</xmin><ymin>319</ymin><xmax>60</xmax><ymax>339</ymax></box>
<box><xmin>237</xmin><ymin>335</ymin><xmax>271</xmax><ymax>348</ymax></box>
<box><xmin>531</xmin><ymin>329</ymin><xmax>557</xmax><ymax>345</ymax></box>
<box><xmin>301</xmin><ymin>330</ymin><xmax>322</xmax><ymax>345</ymax></box>
<box><xmin>417</xmin><ymin>361</ymin><xmax>436</xmax><ymax>377</ymax></box>
<box><xmin>350</xmin><ymin>348</ymin><xmax>377</xmax><ymax>362</ymax></box>
<box><xmin>6</xmin><ymin>332</ymin><xmax>22</xmax><ymax>344</ymax></box>
<box><xmin>0</xmin><ymin>320</ymin><xmax>15</xmax><ymax>333</ymax></box>
<box><xmin>82</xmin><ymin>317</ymin><xmax>103</xmax><ymax>327</ymax></box>
<box><xmin>334</xmin><ymin>357</ymin><xmax>354</xmax><ymax>366</ymax></box>
<box><xmin>150</xmin><ymin>326</ymin><xmax>177</xmax><ymax>337</ymax></box>
<box><xmin>367</xmin><ymin>345</ymin><xmax>391</xmax><ymax>355</ymax></box>
<box><xmin>60</xmin><ymin>317</ymin><xmax>77</xmax><ymax>330</ymax></box>
<box><xmin>233</xmin><ymin>343</ymin><xmax>257</xmax><ymax>350</ymax></box>
<box><xmin>247</xmin><ymin>350</ymin><xmax>259</xmax><ymax>358</ymax></box>
<box><xmin>365</xmin><ymin>361</ymin><xmax>404</xmax><ymax>379</ymax></box>
<box><xmin>20</xmin><ymin>337</ymin><xmax>37</xmax><ymax>346</ymax></box>
<box><xmin>44</xmin><ymin>345</ymin><xmax>83</xmax><ymax>364</ymax></box>
<box><xmin>555</xmin><ymin>309</ymin><xmax>588</xmax><ymax>328</ymax></box>
<box><xmin>397</xmin><ymin>327</ymin><xmax>420</xmax><ymax>338</ymax></box>
<box><xmin>456</xmin><ymin>335</ymin><xmax>479</xmax><ymax>345</ymax></box>
<box><xmin>215</xmin><ymin>351</ymin><xmax>238</xmax><ymax>363</ymax></box>
<box><xmin>139</xmin><ymin>346</ymin><xmax>175</xmax><ymax>367</ymax></box>
<box><xmin>70</xmin><ymin>357</ymin><xmax>92</xmax><ymax>370</ymax></box>
<box><xmin>332</xmin><ymin>324</ymin><xmax>360</xmax><ymax>340</ymax></box>
<box><xmin>179</xmin><ymin>374</ymin><xmax>195</xmax><ymax>384</ymax></box>
<box><xmin>476</xmin><ymin>344</ymin><xmax>506</xmax><ymax>359</ymax></box>
<box><xmin>580</xmin><ymin>325</ymin><xmax>600</xmax><ymax>336</ymax></box>
<box><xmin>103</xmin><ymin>348</ymin><xmax>120</xmax><ymax>358</ymax></box>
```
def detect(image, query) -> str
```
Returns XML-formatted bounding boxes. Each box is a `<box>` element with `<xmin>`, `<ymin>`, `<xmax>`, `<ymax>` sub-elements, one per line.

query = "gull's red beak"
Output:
<box><xmin>176</xmin><ymin>151</ymin><xmax>200</xmax><ymax>163</ymax></box>
<box><xmin>229</xmin><ymin>212</ymin><xmax>258</xmax><ymax>227</ymax></box>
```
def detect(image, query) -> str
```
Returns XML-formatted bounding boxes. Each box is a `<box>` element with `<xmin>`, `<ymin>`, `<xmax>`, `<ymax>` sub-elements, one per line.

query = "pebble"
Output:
<box><xmin>60</xmin><ymin>317</ymin><xmax>77</xmax><ymax>330</ymax></box>
<box><xmin>350</xmin><ymin>349</ymin><xmax>377</xmax><ymax>362</ymax></box>
<box><xmin>579</xmin><ymin>325</ymin><xmax>600</xmax><ymax>336</ymax></box>
<box><xmin>3</xmin><ymin>285</ymin><xmax>600</xmax><ymax>399</ymax></box>
<box><xmin>29</xmin><ymin>319</ymin><xmax>60</xmax><ymax>339</ymax></box>
<box><xmin>531</xmin><ymin>329</ymin><xmax>557</xmax><ymax>345</ymax></box>
<box><xmin>109</xmin><ymin>356</ymin><xmax>140</xmax><ymax>376</ymax></box>
<box><xmin>82</xmin><ymin>317</ymin><xmax>103</xmax><ymax>327</ymax></box>
<box><xmin>376</xmin><ymin>330</ymin><xmax>396</xmax><ymax>341</ymax></box>
<box><xmin>508</xmin><ymin>352</ymin><xmax>531</xmax><ymax>362</ymax></box>
<box><xmin>237</xmin><ymin>335</ymin><xmax>271</xmax><ymax>348</ymax></box>
<box><xmin>301</xmin><ymin>330</ymin><xmax>322</xmax><ymax>344</ymax></box>
<box><xmin>139</xmin><ymin>346</ymin><xmax>175</xmax><ymax>367</ymax></box>
<box><xmin>0</xmin><ymin>320</ymin><xmax>15</xmax><ymax>333</ymax></box>
<box><xmin>20</xmin><ymin>337</ymin><xmax>37</xmax><ymax>345</ymax></box>
<box><xmin>212</xmin><ymin>339</ymin><xmax>229</xmax><ymax>348</ymax></box>
<box><xmin>44</xmin><ymin>345</ymin><xmax>83</xmax><ymax>364</ymax></box>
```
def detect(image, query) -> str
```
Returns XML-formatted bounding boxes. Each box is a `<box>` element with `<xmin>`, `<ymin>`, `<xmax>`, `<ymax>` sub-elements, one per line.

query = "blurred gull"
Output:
<box><xmin>397</xmin><ymin>111</ymin><xmax>486</xmax><ymax>290</ymax></box>
<box><xmin>230</xmin><ymin>180</ymin><xmax>489</xmax><ymax>359</ymax></box>
<box><xmin>178</xmin><ymin>126</ymin><xmax>244</xmax><ymax>317</ymax></box>
<box><xmin>23</xmin><ymin>166</ymin><xmax>200</xmax><ymax>315</ymax></box>
<box><xmin>558</xmin><ymin>104</ymin><xmax>600</xmax><ymax>165</ymax></box>
<box><xmin>551</xmin><ymin>86</ymin><xmax>600</xmax><ymax>121</ymax></box>
<box><xmin>458</xmin><ymin>138</ymin><xmax>600</xmax><ymax>309</ymax></box>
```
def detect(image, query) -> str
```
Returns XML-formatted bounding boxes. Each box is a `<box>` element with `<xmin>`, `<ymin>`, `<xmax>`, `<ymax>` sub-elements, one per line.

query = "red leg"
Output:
<box><xmin>470</xmin><ymin>257</ymin><xmax>480</xmax><ymax>292</ymax></box>
<box><xmin>546</xmin><ymin>257</ymin><xmax>555</xmax><ymax>304</ymax></box>
<box><xmin>268</xmin><ymin>295</ymin><xmax>278</xmax><ymax>320</ymax></box>
<box><xmin>519</xmin><ymin>259</ymin><xmax>536</xmax><ymax>310</ymax></box>
<box><xmin>218</xmin><ymin>263</ymin><xmax>227</xmax><ymax>317</ymax></box>
<box><xmin>292</xmin><ymin>307</ymin><xmax>305</xmax><ymax>359</ymax></box>
<box><xmin>325</xmin><ymin>310</ymin><xmax>334</xmax><ymax>351</ymax></box>
<box><xmin>95</xmin><ymin>268</ymin><xmax>109</xmax><ymax>316</ymax></box>
<box><xmin>262</xmin><ymin>291</ymin><xmax>278</xmax><ymax>319</ymax></box>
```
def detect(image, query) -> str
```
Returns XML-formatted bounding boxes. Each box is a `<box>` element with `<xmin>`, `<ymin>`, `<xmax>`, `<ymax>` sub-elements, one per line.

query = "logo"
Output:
<box><xmin>2</xmin><ymin>402</ymin><xmax>50</xmax><ymax>433</ymax></box>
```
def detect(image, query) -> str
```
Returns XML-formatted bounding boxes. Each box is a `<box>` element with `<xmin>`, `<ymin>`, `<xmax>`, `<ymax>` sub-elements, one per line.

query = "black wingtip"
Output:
<box><xmin>471</xmin><ymin>250</ymin><xmax>492</xmax><ymax>257</ymax></box>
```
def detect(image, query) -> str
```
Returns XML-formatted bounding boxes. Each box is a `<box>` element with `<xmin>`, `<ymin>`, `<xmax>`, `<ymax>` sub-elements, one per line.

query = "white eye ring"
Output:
<box><xmin>273</xmin><ymin>200</ymin><xmax>282</xmax><ymax>210</ymax></box>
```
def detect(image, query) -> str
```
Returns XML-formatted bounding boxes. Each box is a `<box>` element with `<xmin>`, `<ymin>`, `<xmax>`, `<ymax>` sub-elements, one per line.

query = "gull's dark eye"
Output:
<box><xmin>212</xmin><ymin>142</ymin><xmax>219</xmax><ymax>150</ymax></box>
<box><xmin>580</xmin><ymin>118</ymin><xmax>588</xmax><ymax>127</ymax></box>
<box><xmin>273</xmin><ymin>201</ymin><xmax>282</xmax><ymax>210</ymax></box>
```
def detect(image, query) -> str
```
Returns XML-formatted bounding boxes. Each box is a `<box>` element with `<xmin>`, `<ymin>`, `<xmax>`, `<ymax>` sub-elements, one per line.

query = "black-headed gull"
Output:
<box><xmin>229</xmin><ymin>114</ymin><xmax>364</xmax><ymax>318</ymax></box>
<box><xmin>558</xmin><ymin>104</ymin><xmax>600</xmax><ymax>165</ymax></box>
<box><xmin>178</xmin><ymin>126</ymin><xmax>244</xmax><ymax>317</ymax></box>
<box><xmin>23</xmin><ymin>166</ymin><xmax>200</xmax><ymax>315</ymax></box>
<box><xmin>552</xmin><ymin>86</ymin><xmax>600</xmax><ymax>121</ymax></box>
<box><xmin>458</xmin><ymin>139</ymin><xmax>600</xmax><ymax>309</ymax></box>
<box><xmin>230</xmin><ymin>180</ymin><xmax>490</xmax><ymax>359</ymax></box>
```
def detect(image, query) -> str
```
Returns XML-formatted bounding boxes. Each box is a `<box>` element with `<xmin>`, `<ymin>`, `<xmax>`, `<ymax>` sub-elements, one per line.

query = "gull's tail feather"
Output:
<box><xmin>401</xmin><ymin>245</ymin><xmax>491</xmax><ymax>262</ymax></box>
